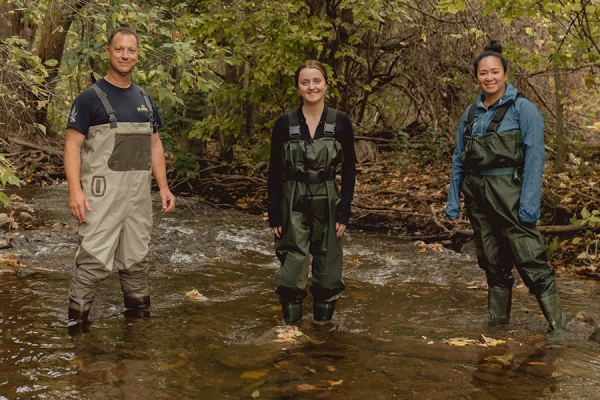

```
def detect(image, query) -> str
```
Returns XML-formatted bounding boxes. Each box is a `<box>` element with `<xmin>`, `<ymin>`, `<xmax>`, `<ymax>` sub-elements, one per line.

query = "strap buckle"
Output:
<box><xmin>306</xmin><ymin>170</ymin><xmax>320</xmax><ymax>183</ymax></box>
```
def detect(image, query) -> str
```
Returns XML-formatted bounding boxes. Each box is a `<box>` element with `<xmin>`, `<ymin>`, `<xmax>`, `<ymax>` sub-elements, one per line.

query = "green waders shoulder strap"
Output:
<box><xmin>287</xmin><ymin>110</ymin><xmax>301</xmax><ymax>139</ymax></box>
<box><xmin>140</xmin><ymin>88</ymin><xmax>155</xmax><ymax>131</ymax></box>
<box><xmin>323</xmin><ymin>107</ymin><xmax>337</xmax><ymax>137</ymax></box>
<box><xmin>465</xmin><ymin>92</ymin><xmax>525</xmax><ymax>138</ymax></box>
<box><xmin>287</xmin><ymin>107</ymin><xmax>338</xmax><ymax>139</ymax></box>
<box><xmin>91</xmin><ymin>83</ymin><xmax>118</xmax><ymax>129</ymax></box>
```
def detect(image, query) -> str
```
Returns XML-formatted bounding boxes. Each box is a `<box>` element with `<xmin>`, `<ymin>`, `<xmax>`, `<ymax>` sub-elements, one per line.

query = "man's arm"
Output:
<box><xmin>151</xmin><ymin>132</ymin><xmax>175</xmax><ymax>212</ymax></box>
<box><xmin>64</xmin><ymin>128</ymin><xmax>91</xmax><ymax>222</ymax></box>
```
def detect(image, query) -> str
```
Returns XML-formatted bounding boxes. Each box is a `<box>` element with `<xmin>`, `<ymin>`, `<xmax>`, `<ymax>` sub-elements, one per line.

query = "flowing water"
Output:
<box><xmin>2</xmin><ymin>185</ymin><xmax>600</xmax><ymax>399</ymax></box>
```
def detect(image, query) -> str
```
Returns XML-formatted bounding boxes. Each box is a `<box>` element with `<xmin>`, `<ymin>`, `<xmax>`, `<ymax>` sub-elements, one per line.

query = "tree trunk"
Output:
<box><xmin>552</xmin><ymin>37</ymin><xmax>566</xmax><ymax>173</ymax></box>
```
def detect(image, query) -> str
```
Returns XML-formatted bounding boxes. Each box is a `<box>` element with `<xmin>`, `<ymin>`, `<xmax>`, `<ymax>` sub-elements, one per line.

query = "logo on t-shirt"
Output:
<box><xmin>137</xmin><ymin>104</ymin><xmax>149</xmax><ymax>113</ymax></box>
<box><xmin>69</xmin><ymin>107</ymin><xmax>77</xmax><ymax>124</ymax></box>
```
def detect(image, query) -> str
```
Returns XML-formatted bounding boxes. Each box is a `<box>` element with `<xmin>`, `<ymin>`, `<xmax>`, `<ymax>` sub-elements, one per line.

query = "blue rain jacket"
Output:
<box><xmin>446</xmin><ymin>84</ymin><xmax>545</xmax><ymax>223</ymax></box>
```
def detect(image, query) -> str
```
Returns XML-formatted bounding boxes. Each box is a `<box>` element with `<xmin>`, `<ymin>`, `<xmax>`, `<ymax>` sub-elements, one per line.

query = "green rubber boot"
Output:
<box><xmin>280</xmin><ymin>300</ymin><xmax>302</xmax><ymax>325</ymax></box>
<box><xmin>313</xmin><ymin>301</ymin><xmax>337</xmax><ymax>332</ymax></box>
<box><xmin>537</xmin><ymin>293</ymin><xmax>567</xmax><ymax>333</ymax></box>
<box><xmin>488</xmin><ymin>287</ymin><xmax>512</xmax><ymax>325</ymax></box>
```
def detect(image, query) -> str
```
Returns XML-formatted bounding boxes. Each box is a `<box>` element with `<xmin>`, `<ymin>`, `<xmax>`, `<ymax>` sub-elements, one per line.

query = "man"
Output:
<box><xmin>64</xmin><ymin>27</ymin><xmax>175</xmax><ymax>333</ymax></box>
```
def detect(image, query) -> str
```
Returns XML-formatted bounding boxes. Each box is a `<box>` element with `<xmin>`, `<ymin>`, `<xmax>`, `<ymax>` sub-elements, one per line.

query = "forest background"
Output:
<box><xmin>1</xmin><ymin>0</ymin><xmax>599</xmax><ymax>277</ymax></box>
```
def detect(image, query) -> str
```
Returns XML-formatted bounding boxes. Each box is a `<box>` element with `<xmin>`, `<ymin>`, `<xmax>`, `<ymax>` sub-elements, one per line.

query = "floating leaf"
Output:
<box><xmin>296</xmin><ymin>383</ymin><xmax>320</xmax><ymax>393</ymax></box>
<box><xmin>251</xmin><ymin>390</ymin><xmax>260</xmax><ymax>398</ymax></box>
<box><xmin>327</xmin><ymin>379</ymin><xmax>343</xmax><ymax>387</ymax></box>
<box><xmin>241</xmin><ymin>369</ymin><xmax>269</xmax><ymax>379</ymax></box>
<box><xmin>185</xmin><ymin>288</ymin><xmax>208</xmax><ymax>301</ymax></box>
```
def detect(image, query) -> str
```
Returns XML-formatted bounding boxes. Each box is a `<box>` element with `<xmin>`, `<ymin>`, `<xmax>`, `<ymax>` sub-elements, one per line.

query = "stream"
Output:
<box><xmin>2</xmin><ymin>185</ymin><xmax>600</xmax><ymax>399</ymax></box>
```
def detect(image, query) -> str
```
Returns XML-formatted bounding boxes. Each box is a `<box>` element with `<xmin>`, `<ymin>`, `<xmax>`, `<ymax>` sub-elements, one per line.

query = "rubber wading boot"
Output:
<box><xmin>124</xmin><ymin>295</ymin><xmax>151</xmax><ymax>318</ymax></box>
<box><xmin>537</xmin><ymin>293</ymin><xmax>567</xmax><ymax>333</ymax></box>
<box><xmin>313</xmin><ymin>301</ymin><xmax>337</xmax><ymax>332</ymax></box>
<box><xmin>280</xmin><ymin>300</ymin><xmax>302</xmax><ymax>325</ymax></box>
<box><xmin>67</xmin><ymin>308</ymin><xmax>90</xmax><ymax>335</ymax></box>
<box><xmin>488</xmin><ymin>287</ymin><xmax>512</xmax><ymax>325</ymax></box>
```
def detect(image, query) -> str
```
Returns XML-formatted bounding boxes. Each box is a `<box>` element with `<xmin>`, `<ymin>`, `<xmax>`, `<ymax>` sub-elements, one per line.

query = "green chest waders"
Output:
<box><xmin>275</xmin><ymin>108</ymin><xmax>346</xmax><ymax>324</ymax></box>
<box><xmin>461</xmin><ymin>99</ymin><xmax>565</xmax><ymax>331</ymax></box>
<box><xmin>68</xmin><ymin>84</ymin><xmax>155</xmax><ymax>325</ymax></box>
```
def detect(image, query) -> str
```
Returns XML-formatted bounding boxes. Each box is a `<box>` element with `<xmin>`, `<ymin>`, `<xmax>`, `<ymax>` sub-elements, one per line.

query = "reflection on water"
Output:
<box><xmin>2</xmin><ymin>185</ymin><xmax>600</xmax><ymax>398</ymax></box>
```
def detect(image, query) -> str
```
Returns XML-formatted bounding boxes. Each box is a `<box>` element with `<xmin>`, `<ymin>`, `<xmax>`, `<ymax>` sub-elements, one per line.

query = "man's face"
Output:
<box><xmin>106</xmin><ymin>33</ymin><xmax>139</xmax><ymax>76</ymax></box>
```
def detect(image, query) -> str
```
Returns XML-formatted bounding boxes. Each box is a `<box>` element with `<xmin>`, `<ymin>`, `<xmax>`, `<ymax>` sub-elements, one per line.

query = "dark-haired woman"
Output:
<box><xmin>267</xmin><ymin>60</ymin><xmax>356</xmax><ymax>327</ymax></box>
<box><xmin>446</xmin><ymin>42</ymin><xmax>566</xmax><ymax>334</ymax></box>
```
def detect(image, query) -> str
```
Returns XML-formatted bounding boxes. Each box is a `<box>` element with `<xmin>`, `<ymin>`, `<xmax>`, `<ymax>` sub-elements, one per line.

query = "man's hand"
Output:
<box><xmin>69</xmin><ymin>188</ymin><xmax>91</xmax><ymax>222</ymax></box>
<box><xmin>160</xmin><ymin>188</ymin><xmax>175</xmax><ymax>212</ymax></box>
<box><xmin>273</xmin><ymin>226</ymin><xmax>282</xmax><ymax>238</ymax></box>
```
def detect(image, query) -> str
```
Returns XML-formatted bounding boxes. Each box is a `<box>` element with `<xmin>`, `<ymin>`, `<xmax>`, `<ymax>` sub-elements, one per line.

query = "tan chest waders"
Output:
<box><xmin>68</xmin><ymin>84</ymin><xmax>155</xmax><ymax>325</ymax></box>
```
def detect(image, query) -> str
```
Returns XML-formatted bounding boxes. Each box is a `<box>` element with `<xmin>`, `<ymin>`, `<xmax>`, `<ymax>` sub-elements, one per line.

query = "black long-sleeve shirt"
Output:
<box><xmin>267</xmin><ymin>105</ymin><xmax>356</xmax><ymax>227</ymax></box>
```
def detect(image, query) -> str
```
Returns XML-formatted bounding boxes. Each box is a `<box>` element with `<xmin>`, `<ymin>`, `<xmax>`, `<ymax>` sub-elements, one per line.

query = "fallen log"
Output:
<box><xmin>8</xmin><ymin>137</ymin><xmax>63</xmax><ymax>158</ymax></box>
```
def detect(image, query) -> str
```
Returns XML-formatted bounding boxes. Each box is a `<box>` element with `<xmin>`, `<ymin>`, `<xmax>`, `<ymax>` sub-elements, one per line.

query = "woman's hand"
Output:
<box><xmin>273</xmin><ymin>226</ymin><xmax>282</xmax><ymax>238</ymax></box>
<box><xmin>335</xmin><ymin>222</ymin><xmax>346</xmax><ymax>238</ymax></box>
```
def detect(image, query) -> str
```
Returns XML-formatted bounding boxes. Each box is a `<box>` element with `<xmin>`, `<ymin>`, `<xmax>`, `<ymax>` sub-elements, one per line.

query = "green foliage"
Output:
<box><xmin>570</xmin><ymin>208</ymin><xmax>600</xmax><ymax>264</ymax></box>
<box><xmin>0</xmin><ymin>36</ymin><xmax>52</xmax><ymax>127</ymax></box>
<box><xmin>0</xmin><ymin>155</ymin><xmax>22</xmax><ymax>207</ymax></box>
<box><xmin>570</xmin><ymin>207</ymin><xmax>600</xmax><ymax>229</ymax></box>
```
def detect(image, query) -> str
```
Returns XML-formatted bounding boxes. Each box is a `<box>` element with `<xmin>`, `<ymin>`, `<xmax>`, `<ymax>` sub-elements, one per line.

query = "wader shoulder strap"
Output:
<box><xmin>465</xmin><ymin>104</ymin><xmax>476</xmax><ymax>137</ymax></box>
<box><xmin>287</xmin><ymin>107</ymin><xmax>338</xmax><ymax>139</ymax></box>
<box><xmin>91</xmin><ymin>83</ymin><xmax>117</xmax><ymax>129</ymax></box>
<box><xmin>323</xmin><ymin>107</ymin><xmax>337</xmax><ymax>137</ymax></box>
<box><xmin>287</xmin><ymin>110</ymin><xmax>301</xmax><ymax>139</ymax></box>
<box><xmin>140</xmin><ymin>88</ymin><xmax>155</xmax><ymax>131</ymax></box>
<box><xmin>465</xmin><ymin>92</ymin><xmax>525</xmax><ymax>137</ymax></box>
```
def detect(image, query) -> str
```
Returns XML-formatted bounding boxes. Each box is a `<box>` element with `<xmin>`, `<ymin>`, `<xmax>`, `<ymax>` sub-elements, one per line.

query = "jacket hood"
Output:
<box><xmin>476</xmin><ymin>83</ymin><xmax>518</xmax><ymax>108</ymax></box>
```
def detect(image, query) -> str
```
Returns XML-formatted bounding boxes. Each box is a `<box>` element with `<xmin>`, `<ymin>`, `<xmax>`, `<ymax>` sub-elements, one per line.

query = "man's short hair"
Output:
<box><xmin>107</xmin><ymin>27</ymin><xmax>139</xmax><ymax>48</ymax></box>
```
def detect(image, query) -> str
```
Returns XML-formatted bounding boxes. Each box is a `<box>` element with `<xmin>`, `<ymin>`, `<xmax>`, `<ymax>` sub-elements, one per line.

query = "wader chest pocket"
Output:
<box><xmin>108</xmin><ymin>134</ymin><xmax>152</xmax><ymax>171</ymax></box>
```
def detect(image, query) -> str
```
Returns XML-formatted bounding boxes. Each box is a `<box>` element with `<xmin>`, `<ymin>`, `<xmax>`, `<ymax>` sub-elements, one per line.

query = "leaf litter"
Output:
<box><xmin>442</xmin><ymin>334</ymin><xmax>506</xmax><ymax>347</ymax></box>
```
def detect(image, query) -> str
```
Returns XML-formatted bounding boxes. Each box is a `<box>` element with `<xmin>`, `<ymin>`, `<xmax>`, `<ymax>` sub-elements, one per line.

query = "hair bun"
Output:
<box><xmin>484</xmin><ymin>40</ymin><xmax>502</xmax><ymax>54</ymax></box>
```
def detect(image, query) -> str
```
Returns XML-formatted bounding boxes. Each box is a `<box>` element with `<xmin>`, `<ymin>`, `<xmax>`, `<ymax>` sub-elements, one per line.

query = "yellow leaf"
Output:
<box><xmin>327</xmin><ymin>365</ymin><xmax>336</xmax><ymax>371</ymax></box>
<box><xmin>296</xmin><ymin>383</ymin><xmax>320</xmax><ymax>393</ymax></box>
<box><xmin>241</xmin><ymin>369</ymin><xmax>269</xmax><ymax>379</ymax></box>
<box><xmin>328</xmin><ymin>379</ymin><xmax>343</xmax><ymax>387</ymax></box>
<box><xmin>251</xmin><ymin>390</ymin><xmax>260</xmax><ymax>398</ymax></box>
<box><xmin>528</xmin><ymin>361</ymin><xmax>547</xmax><ymax>366</ymax></box>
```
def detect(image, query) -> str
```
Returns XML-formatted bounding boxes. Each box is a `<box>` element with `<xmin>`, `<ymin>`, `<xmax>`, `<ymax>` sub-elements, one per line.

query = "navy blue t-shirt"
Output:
<box><xmin>66</xmin><ymin>78</ymin><xmax>163</xmax><ymax>135</ymax></box>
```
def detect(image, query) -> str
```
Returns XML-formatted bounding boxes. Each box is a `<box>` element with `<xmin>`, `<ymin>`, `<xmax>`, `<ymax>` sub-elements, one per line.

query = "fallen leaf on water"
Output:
<box><xmin>0</xmin><ymin>253</ymin><xmax>27</xmax><ymax>269</ymax></box>
<box><xmin>241</xmin><ymin>369</ymin><xmax>269</xmax><ymax>379</ymax></box>
<box><xmin>327</xmin><ymin>365</ymin><xmax>336</xmax><ymax>372</ymax></box>
<box><xmin>328</xmin><ymin>379</ymin><xmax>343</xmax><ymax>387</ymax></box>
<box><xmin>528</xmin><ymin>361</ymin><xmax>547</xmax><ymax>366</ymax></box>
<box><xmin>443</xmin><ymin>335</ymin><xmax>505</xmax><ymax>347</ymax></box>
<box><xmin>185</xmin><ymin>289</ymin><xmax>208</xmax><ymax>301</ymax></box>
<box><xmin>481</xmin><ymin>334</ymin><xmax>506</xmax><ymax>347</ymax></box>
<box><xmin>296</xmin><ymin>383</ymin><xmax>321</xmax><ymax>393</ymax></box>
<box><xmin>306</xmin><ymin>367</ymin><xmax>316</xmax><ymax>374</ymax></box>
<box><xmin>251</xmin><ymin>389</ymin><xmax>260</xmax><ymax>398</ymax></box>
